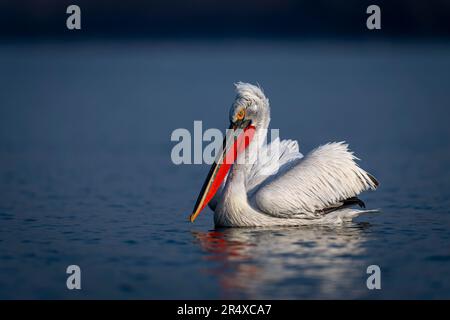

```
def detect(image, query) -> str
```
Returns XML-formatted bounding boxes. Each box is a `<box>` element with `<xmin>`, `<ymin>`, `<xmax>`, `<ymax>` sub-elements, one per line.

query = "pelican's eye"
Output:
<box><xmin>236</xmin><ymin>109</ymin><xmax>245</xmax><ymax>121</ymax></box>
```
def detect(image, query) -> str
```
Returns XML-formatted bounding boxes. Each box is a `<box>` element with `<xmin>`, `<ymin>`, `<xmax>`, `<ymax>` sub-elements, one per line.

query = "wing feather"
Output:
<box><xmin>208</xmin><ymin>138</ymin><xmax>303</xmax><ymax>211</ymax></box>
<box><xmin>253</xmin><ymin>142</ymin><xmax>378</xmax><ymax>218</ymax></box>
<box><xmin>245</xmin><ymin>138</ymin><xmax>303</xmax><ymax>193</ymax></box>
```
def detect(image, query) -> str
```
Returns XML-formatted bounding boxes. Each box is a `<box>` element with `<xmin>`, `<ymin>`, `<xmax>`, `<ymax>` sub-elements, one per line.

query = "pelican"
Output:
<box><xmin>189</xmin><ymin>82</ymin><xmax>379</xmax><ymax>227</ymax></box>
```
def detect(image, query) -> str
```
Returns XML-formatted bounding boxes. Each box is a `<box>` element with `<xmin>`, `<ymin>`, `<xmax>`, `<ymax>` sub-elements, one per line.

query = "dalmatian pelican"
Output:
<box><xmin>189</xmin><ymin>82</ymin><xmax>379</xmax><ymax>227</ymax></box>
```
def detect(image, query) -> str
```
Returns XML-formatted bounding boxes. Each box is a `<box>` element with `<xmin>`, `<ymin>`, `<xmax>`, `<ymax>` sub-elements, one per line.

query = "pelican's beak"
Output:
<box><xmin>189</xmin><ymin>120</ymin><xmax>255</xmax><ymax>222</ymax></box>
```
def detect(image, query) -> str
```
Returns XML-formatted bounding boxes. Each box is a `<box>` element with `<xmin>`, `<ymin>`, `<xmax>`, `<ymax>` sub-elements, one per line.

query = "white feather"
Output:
<box><xmin>245</xmin><ymin>138</ymin><xmax>303</xmax><ymax>194</ymax></box>
<box><xmin>253</xmin><ymin>142</ymin><xmax>377</xmax><ymax>218</ymax></box>
<box><xmin>208</xmin><ymin>137</ymin><xmax>302</xmax><ymax>211</ymax></box>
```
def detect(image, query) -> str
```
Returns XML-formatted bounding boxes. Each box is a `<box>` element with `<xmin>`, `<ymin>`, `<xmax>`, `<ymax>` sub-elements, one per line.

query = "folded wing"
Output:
<box><xmin>245</xmin><ymin>138</ymin><xmax>303</xmax><ymax>194</ymax></box>
<box><xmin>253</xmin><ymin>142</ymin><xmax>378</xmax><ymax>218</ymax></box>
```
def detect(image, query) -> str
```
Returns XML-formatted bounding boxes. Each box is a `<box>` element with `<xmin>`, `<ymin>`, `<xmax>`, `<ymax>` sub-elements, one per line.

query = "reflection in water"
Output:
<box><xmin>192</xmin><ymin>223</ymin><xmax>372</xmax><ymax>299</ymax></box>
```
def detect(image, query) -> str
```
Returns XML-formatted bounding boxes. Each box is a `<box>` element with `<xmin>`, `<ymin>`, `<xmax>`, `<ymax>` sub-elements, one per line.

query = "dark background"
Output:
<box><xmin>0</xmin><ymin>0</ymin><xmax>449</xmax><ymax>39</ymax></box>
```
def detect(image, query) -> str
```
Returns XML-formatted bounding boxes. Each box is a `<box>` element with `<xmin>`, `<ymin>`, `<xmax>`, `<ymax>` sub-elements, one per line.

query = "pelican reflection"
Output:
<box><xmin>192</xmin><ymin>223</ymin><xmax>371</xmax><ymax>299</ymax></box>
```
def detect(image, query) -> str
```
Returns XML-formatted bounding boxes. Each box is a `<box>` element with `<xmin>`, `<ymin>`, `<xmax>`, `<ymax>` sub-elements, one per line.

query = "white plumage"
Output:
<box><xmin>254</xmin><ymin>142</ymin><xmax>377</xmax><ymax>218</ymax></box>
<box><xmin>202</xmin><ymin>82</ymin><xmax>378</xmax><ymax>227</ymax></box>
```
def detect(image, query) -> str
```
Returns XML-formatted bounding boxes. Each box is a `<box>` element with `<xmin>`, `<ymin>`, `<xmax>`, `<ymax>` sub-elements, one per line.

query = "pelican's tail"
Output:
<box><xmin>320</xmin><ymin>208</ymin><xmax>380</xmax><ymax>224</ymax></box>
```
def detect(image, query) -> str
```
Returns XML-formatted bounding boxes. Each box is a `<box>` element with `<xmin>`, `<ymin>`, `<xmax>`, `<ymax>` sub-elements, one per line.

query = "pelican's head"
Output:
<box><xmin>230</xmin><ymin>82</ymin><xmax>270</xmax><ymax>130</ymax></box>
<box><xmin>189</xmin><ymin>82</ymin><xmax>269</xmax><ymax>223</ymax></box>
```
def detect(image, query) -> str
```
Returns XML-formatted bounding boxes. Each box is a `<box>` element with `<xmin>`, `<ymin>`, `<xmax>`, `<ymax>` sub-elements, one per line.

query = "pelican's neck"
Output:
<box><xmin>220</xmin><ymin>105</ymin><xmax>271</xmax><ymax>211</ymax></box>
<box><xmin>215</xmin><ymin>125</ymin><xmax>268</xmax><ymax>226</ymax></box>
<box><xmin>228</xmin><ymin>124</ymin><xmax>267</xmax><ymax>190</ymax></box>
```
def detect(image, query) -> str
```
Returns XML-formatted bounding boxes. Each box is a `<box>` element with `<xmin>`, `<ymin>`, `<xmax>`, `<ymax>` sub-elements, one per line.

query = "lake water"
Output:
<box><xmin>0</xmin><ymin>40</ymin><xmax>449</xmax><ymax>299</ymax></box>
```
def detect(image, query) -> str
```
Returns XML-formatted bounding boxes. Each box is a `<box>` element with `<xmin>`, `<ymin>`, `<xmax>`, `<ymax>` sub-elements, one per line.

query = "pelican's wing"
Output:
<box><xmin>245</xmin><ymin>138</ymin><xmax>303</xmax><ymax>193</ymax></box>
<box><xmin>252</xmin><ymin>142</ymin><xmax>378</xmax><ymax>218</ymax></box>
<box><xmin>208</xmin><ymin>138</ymin><xmax>303</xmax><ymax>211</ymax></box>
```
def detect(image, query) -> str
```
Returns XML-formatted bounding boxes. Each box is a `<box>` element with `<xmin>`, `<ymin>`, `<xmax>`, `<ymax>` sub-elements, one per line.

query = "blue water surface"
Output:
<box><xmin>0</xmin><ymin>40</ymin><xmax>449</xmax><ymax>299</ymax></box>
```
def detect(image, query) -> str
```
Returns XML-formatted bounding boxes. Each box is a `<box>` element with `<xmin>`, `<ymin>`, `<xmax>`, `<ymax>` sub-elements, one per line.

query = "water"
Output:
<box><xmin>0</xmin><ymin>40</ymin><xmax>449</xmax><ymax>299</ymax></box>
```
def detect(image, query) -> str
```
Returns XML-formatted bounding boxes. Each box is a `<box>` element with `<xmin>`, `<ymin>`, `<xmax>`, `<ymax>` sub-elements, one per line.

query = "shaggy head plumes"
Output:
<box><xmin>229</xmin><ymin>82</ymin><xmax>271</xmax><ymax>129</ymax></box>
